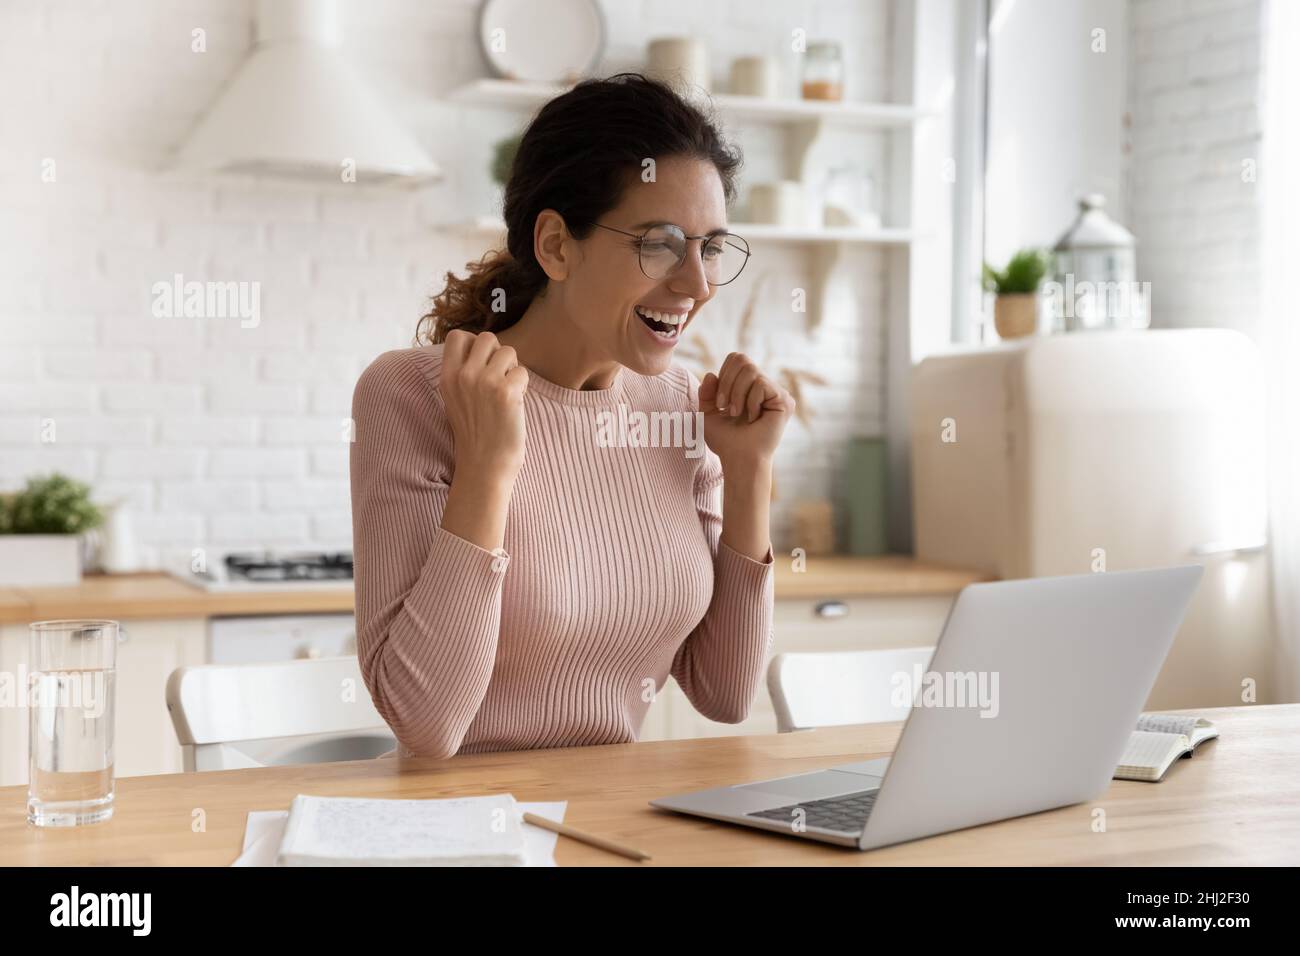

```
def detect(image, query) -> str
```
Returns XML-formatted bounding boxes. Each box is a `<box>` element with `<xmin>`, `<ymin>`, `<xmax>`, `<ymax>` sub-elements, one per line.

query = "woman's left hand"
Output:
<box><xmin>699</xmin><ymin>353</ymin><xmax>795</xmax><ymax>470</ymax></box>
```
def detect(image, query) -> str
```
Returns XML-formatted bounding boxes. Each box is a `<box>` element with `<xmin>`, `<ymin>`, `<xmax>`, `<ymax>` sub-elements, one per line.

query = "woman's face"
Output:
<box><xmin>562</xmin><ymin>155</ymin><xmax>729</xmax><ymax>377</ymax></box>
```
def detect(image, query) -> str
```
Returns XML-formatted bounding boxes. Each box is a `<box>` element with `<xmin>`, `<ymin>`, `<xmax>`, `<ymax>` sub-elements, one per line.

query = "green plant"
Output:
<box><xmin>490</xmin><ymin>134</ymin><xmax>522</xmax><ymax>187</ymax></box>
<box><xmin>983</xmin><ymin>248</ymin><xmax>1052</xmax><ymax>295</ymax></box>
<box><xmin>0</xmin><ymin>473</ymin><xmax>104</xmax><ymax>535</ymax></box>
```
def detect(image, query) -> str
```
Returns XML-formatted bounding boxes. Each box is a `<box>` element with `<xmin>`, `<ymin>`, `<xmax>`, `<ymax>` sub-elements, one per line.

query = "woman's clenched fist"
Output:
<box><xmin>698</xmin><ymin>352</ymin><xmax>794</xmax><ymax>471</ymax></box>
<box><xmin>439</xmin><ymin>329</ymin><xmax>529</xmax><ymax>484</ymax></box>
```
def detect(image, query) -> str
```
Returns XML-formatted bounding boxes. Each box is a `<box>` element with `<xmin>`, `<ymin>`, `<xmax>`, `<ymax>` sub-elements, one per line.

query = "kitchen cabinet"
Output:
<box><xmin>208</xmin><ymin>613</ymin><xmax>356</xmax><ymax>664</ymax></box>
<box><xmin>638</xmin><ymin>593</ymin><xmax>954</xmax><ymax>742</ymax></box>
<box><xmin>0</xmin><ymin>624</ymin><xmax>27</xmax><ymax>788</ymax></box>
<box><xmin>0</xmin><ymin>618</ymin><xmax>206</xmax><ymax>788</ymax></box>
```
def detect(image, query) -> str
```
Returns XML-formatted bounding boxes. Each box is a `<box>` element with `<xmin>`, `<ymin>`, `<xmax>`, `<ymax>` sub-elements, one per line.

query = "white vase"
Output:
<box><xmin>729</xmin><ymin>56</ymin><xmax>781</xmax><ymax>98</ymax></box>
<box><xmin>100</xmin><ymin>500</ymin><xmax>141</xmax><ymax>574</ymax></box>
<box><xmin>749</xmin><ymin>181</ymin><xmax>807</xmax><ymax>227</ymax></box>
<box><xmin>646</xmin><ymin>37</ymin><xmax>710</xmax><ymax>93</ymax></box>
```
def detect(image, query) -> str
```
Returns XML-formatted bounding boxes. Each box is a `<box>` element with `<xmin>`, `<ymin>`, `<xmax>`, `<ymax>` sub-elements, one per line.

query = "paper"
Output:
<box><xmin>231</xmin><ymin>810</ymin><xmax>294</xmax><ymax>868</ymax></box>
<box><xmin>1135</xmin><ymin>713</ymin><xmax>1202</xmax><ymax>737</ymax></box>
<box><xmin>1118</xmin><ymin>730</ymin><xmax>1183</xmax><ymax>770</ymax></box>
<box><xmin>279</xmin><ymin>793</ymin><xmax>526</xmax><ymax>866</ymax></box>
<box><xmin>230</xmin><ymin>801</ymin><xmax>567</xmax><ymax>867</ymax></box>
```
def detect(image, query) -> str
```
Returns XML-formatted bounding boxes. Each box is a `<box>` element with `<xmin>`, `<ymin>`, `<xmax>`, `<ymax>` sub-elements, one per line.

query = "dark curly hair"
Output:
<box><xmin>414</xmin><ymin>73</ymin><xmax>742</xmax><ymax>345</ymax></box>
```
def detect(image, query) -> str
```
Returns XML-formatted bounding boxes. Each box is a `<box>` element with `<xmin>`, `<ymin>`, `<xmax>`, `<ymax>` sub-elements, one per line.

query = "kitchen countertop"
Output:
<box><xmin>772</xmin><ymin>554</ymin><xmax>993</xmax><ymax>600</ymax></box>
<box><xmin>0</xmin><ymin>573</ymin><xmax>355</xmax><ymax>624</ymax></box>
<box><xmin>0</xmin><ymin>555</ymin><xmax>992</xmax><ymax>624</ymax></box>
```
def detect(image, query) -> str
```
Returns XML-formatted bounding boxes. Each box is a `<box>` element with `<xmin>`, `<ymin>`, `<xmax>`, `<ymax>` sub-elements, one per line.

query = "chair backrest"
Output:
<box><xmin>166</xmin><ymin>657</ymin><xmax>393</xmax><ymax>771</ymax></box>
<box><xmin>767</xmin><ymin>647</ymin><xmax>936</xmax><ymax>732</ymax></box>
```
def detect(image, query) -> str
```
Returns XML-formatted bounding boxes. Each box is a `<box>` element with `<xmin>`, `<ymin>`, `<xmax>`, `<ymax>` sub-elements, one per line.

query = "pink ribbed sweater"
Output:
<box><xmin>348</xmin><ymin>345</ymin><xmax>775</xmax><ymax>759</ymax></box>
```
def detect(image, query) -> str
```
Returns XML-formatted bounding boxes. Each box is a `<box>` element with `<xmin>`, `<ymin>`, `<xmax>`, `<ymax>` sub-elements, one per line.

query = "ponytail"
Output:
<box><xmin>414</xmin><ymin>247</ymin><xmax>547</xmax><ymax>345</ymax></box>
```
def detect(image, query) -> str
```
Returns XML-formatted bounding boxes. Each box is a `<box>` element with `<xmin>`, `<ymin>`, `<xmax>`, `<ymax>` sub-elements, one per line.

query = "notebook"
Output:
<box><xmin>274</xmin><ymin>793</ymin><xmax>529</xmax><ymax>866</ymax></box>
<box><xmin>1113</xmin><ymin>713</ymin><xmax>1220</xmax><ymax>782</ymax></box>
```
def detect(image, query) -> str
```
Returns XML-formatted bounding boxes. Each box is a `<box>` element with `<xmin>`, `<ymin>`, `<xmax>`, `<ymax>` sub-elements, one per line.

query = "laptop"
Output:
<box><xmin>649</xmin><ymin>565</ymin><xmax>1203</xmax><ymax>851</ymax></box>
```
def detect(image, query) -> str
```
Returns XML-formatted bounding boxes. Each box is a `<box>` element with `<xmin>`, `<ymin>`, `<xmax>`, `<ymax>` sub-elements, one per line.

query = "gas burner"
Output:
<box><xmin>224</xmin><ymin>551</ymin><xmax>354</xmax><ymax>583</ymax></box>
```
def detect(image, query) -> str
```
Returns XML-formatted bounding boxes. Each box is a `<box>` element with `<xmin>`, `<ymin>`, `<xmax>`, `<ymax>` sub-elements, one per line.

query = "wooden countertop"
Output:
<box><xmin>0</xmin><ymin>704</ymin><xmax>1291</xmax><ymax>865</ymax></box>
<box><xmin>0</xmin><ymin>556</ymin><xmax>992</xmax><ymax>624</ymax></box>
<box><xmin>774</xmin><ymin>554</ymin><xmax>992</xmax><ymax>599</ymax></box>
<box><xmin>0</xmin><ymin>573</ymin><xmax>356</xmax><ymax>624</ymax></box>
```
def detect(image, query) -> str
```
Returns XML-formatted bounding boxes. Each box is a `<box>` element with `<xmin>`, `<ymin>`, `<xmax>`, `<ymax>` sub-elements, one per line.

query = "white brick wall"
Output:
<box><xmin>1125</xmin><ymin>0</ymin><xmax>1266</xmax><ymax>338</ymax></box>
<box><xmin>0</xmin><ymin>0</ymin><xmax>897</xmax><ymax>566</ymax></box>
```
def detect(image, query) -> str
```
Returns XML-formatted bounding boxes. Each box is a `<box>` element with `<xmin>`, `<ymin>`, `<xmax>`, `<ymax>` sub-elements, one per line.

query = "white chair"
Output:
<box><xmin>767</xmin><ymin>647</ymin><xmax>936</xmax><ymax>733</ymax></box>
<box><xmin>165</xmin><ymin>657</ymin><xmax>396</xmax><ymax>771</ymax></box>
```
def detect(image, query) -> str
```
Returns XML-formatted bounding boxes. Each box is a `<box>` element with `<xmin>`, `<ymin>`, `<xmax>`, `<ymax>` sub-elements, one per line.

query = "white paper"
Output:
<box><xmin>1135</xmin><ymin>713</ymin><xmax>1203</xmax><ymax>737</ymax></box>
<box><xmin>1118</xmin><ymin>730</ymin><xmax>1184</xmax><ymax>770</ymax></box>
<box><xmin>231</xmin><ymin>801</ymin><xmax>567</xmax><ymax>867</ymax></box>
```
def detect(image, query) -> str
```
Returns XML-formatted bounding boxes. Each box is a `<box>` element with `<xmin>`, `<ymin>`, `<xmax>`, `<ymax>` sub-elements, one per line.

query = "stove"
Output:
<box><xmin>170</xmin><ymin>550</ymin><xmax>355</xmax><ymax>592</ymax></box>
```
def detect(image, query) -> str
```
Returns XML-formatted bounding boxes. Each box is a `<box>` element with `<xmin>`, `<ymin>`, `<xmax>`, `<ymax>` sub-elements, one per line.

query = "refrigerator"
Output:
<box><xmin>910</xmin><ymin>329</ymin><xmax>1273</xmax><ymax>709</ymax></box>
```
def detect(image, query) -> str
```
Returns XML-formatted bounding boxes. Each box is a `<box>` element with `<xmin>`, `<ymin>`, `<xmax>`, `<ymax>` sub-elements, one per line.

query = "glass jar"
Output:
<box><xmin>801</xmin><ymin>41</ymin><xmax>843</xmax><ymax>101</ymax></box>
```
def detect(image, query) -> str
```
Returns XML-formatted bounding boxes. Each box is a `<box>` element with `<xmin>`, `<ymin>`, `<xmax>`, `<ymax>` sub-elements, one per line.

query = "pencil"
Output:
<box><xmin>522</xmin><ymin>812</ymin><xmax>652</xmax><ymax>862</ymax></box>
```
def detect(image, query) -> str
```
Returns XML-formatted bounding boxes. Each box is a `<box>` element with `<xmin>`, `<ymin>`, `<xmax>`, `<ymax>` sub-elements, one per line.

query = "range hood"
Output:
<box><xmin>174</xmin><ymin>0</ymin><xmax>440</xmax><ymax>186</ymax></box>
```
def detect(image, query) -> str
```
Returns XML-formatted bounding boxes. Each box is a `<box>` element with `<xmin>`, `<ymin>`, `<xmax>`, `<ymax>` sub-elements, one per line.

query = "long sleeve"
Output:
<box><xmin>669</xmin><ymin>376</ymin><xmax>776</xmax><ymax>723</ymax></box>
<box><xmin>349</xmin><ymin>349</ymin><xmax>509</xmax><ymax>758</ymax></box>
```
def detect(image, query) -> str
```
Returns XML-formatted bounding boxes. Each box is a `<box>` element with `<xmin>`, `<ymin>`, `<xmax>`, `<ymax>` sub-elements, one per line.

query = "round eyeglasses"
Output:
<box><xmin>587</xmin><ymin>221</ymin><xmax>751</xmax><ymax>286</ymax></box>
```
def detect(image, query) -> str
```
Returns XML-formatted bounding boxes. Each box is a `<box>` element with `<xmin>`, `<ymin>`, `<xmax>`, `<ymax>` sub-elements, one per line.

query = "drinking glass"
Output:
<box><xmin>26</xmin><ymin>619</ymin><xmax>118</xmax><ymax>827</ymax></box>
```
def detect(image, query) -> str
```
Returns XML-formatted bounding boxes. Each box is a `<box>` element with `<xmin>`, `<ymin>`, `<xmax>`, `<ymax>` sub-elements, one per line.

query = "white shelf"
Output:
<box><xmin>444</xmin><ymin>78</ymin><xmax>928</xmax><ymax>129</ymax></box>
<box><xmin>437</xmin><ymin>217</ymin><xmax>917</xmax><ymax>246</ymax></box>
<box><xmin>741</xmin><ymin>223</ymin><xmax>916</xmax><ymax>244</ymax></box>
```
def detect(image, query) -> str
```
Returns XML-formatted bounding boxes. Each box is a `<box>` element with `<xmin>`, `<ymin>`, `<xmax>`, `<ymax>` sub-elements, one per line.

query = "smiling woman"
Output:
<box><xmin>414</xmin><ymin>73</ymin><xmax>743</xmax><ymax>354</ymax></box>
<box><xmin>349</xmin><ymin>73</ymin><xmax>795</xmax><ymax>760</ymax></box>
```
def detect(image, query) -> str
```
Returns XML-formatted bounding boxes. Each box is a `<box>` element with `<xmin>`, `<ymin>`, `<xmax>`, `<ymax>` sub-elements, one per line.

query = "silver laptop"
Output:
<box><xmin>649</xmin><ymin>565</ymin><xmax>1203</xmax><ymax>851</ymax></box>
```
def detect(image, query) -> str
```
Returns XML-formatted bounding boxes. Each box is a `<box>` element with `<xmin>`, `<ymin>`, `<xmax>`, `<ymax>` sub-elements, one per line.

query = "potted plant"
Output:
<box><xmin>983</xmin><ymin>249</ymin><xmax>1052</xmax><ymax>339</ymax></box>
<box><xmin>0</xmin><ymin>473</ymin><xmax>104</xmax><ymax>586</ymax></box>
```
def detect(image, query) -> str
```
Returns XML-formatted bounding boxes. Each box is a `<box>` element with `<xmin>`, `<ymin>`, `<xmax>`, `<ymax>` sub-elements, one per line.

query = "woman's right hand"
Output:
<box><xmin>440</xmin><ymin>329</ymin><xmax>529</xmax><ymax>486</ymax></box>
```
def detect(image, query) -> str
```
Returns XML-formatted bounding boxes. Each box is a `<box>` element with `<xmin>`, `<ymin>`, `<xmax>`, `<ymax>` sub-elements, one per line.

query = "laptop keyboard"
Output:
<box><xmin>746</xmin><ymin>789</ymin><xmax>879</xmax><ymax>834</ymax></box>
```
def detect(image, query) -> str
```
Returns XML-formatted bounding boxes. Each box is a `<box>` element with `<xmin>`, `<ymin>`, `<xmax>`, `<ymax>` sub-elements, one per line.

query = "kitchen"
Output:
<box><xmin>1</xmin><ymin>0</ymin><xmax>1297</xmax><ymax>881</ymax></box>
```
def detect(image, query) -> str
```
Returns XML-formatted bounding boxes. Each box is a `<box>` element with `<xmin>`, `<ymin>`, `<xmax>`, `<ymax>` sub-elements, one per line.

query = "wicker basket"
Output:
<box><xmin>994</xmin><ymin>293</ymin><xmax>1038</xmax><ymax>339</ymax></box>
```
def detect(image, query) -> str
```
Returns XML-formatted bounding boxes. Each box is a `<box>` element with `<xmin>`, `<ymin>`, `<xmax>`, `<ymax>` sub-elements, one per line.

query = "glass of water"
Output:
<box><xmin>27</xmin><ymin>619</ymin><xmax>118</xmax><ymax>827</ymax></box>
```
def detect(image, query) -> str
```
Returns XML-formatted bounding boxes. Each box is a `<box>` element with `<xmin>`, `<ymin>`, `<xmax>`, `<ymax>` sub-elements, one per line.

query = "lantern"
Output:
<box><xmin>1048</xmin><ymin>194</ymin><xmax>1148</xmax><ymax>332</ymax></box>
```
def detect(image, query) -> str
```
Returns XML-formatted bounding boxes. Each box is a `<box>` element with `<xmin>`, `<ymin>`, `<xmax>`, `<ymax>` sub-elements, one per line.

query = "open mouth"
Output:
<box><xmin>634</xmin><ymin>306</ymin><xmax>687</xmax><ymax>342</ymax></box>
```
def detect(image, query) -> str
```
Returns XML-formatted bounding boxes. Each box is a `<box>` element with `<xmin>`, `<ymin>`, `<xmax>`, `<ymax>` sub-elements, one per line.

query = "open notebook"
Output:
<box><xmin>1113</xmin><ymin>713</ymin><xmax>1219</xmax><ymax>782</ymax></box>
<box><xmin>275</xmin><ymin>793</ymin><xmax>530</xmax><ymax>866</ymax></box>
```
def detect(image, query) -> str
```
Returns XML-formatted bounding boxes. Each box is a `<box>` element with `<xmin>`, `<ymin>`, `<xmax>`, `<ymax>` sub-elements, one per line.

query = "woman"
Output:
<box><xmin>349</xmin><ymin>74</ymin><xmax>795</xmax><ymax>759</ymax></box>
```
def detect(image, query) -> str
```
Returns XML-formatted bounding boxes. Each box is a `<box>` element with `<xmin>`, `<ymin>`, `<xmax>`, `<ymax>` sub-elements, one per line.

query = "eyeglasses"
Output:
<box><xmin>587</xmin><ymin>221</ymin><xmax>751</xmax><ymax>286</ymax></box>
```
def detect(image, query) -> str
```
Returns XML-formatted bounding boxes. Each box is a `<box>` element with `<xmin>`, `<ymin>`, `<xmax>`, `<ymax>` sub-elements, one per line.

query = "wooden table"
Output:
<box><xmin>3</xmin><ymin>704</ymin><xmax>1293</xmax><ymax>866</ymax></box>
